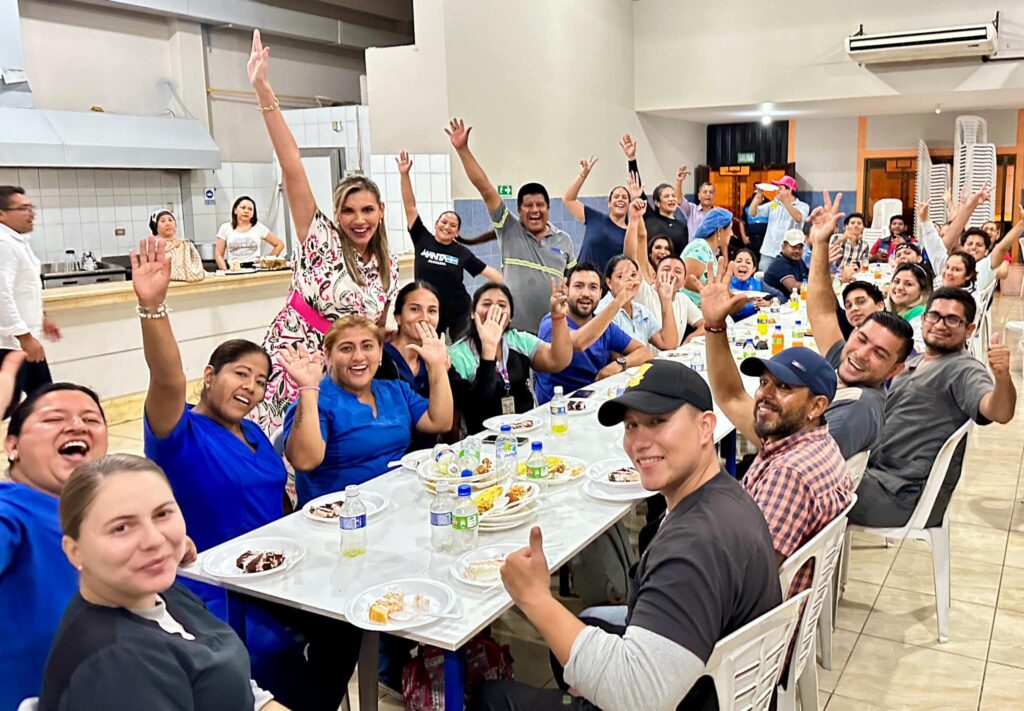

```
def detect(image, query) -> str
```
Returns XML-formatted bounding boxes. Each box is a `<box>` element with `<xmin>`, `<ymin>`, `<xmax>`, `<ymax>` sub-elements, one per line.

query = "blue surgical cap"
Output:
<box><xmin>693</xmin><ymin>207</ymin><xmax>733</xmax><ymax>240</ymax></box>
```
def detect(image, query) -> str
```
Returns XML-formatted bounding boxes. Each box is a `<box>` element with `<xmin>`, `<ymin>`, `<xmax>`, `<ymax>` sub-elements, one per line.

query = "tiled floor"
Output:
<box><xmin>98</xmin><ymin>293</ymin><xmax>1024</xmax><ymax>710</ymax></box>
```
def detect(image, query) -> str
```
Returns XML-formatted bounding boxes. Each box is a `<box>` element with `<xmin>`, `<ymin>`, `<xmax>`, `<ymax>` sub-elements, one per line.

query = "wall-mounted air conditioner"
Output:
<box><xmin>846</xmin><ymin>23</ymin><xmax>997</xmax><ymax>64</ymax></box>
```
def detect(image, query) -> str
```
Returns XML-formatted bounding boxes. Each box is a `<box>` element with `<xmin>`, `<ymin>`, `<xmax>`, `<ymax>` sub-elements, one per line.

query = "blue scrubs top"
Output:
<box><xmin>144</xmin><ymin>405</ymin><xmax>287</xmax><ymax>553</ymax></box>
<box><xmin>0</xmin><ymin>482</ymin><xmax>78</xmax><ymax>710</ymax></box>
<box><xmin>730</xmin><ymin>275</ymin><xmax>765</xmax><ymax>321</ymax></box>
<box><xmin>533</xmin><ymin>313</ymin><xmax>633</xmax><ymax>404</ymax></box>
<box><xmin>283</xmin><ymin>376</ymin><xmax>429</xmax><ymax>506</ymax></box>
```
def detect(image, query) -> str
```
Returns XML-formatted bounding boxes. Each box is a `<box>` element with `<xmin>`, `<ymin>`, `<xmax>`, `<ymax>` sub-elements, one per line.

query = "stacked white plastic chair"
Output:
<box><xmin>705</xmin><ymin>590</ymin><xmax>809</xmax><ymax>711</ymax></box>
<box><xmin>928</xmin><ymin>163</ymin><xmax>951</xmax><ymax>227</ymax></box>
<box><xmin>954</xmin><ymin>116</ymin><xmax>996</xmax><ymax>229</ymax></box>
<box><xmin>871</xmin><ymin>198</ymin><xmax>904</xmax><ymax>233</ymax></box>
<box><xmin>914</xmin><ymin>140</ymin><xmax>931</xmax><ymax>242</ymax></box>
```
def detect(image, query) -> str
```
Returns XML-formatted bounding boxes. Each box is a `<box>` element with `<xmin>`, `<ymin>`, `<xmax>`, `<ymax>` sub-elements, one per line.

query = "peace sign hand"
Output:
<box><xmin>549</xmin><ymin>278</ymin><xmax>569</xmax><ymax>319</ymax></box>
<box><xmin>619</xmin><ymin>134</ymin><xmax>637</xmax><ymax>160</ymax></box>
<box><xmin>700</xmin><ymin>257</ymin><xmax>751</xmax><ymax>327</ymax></box>
<box><xmin>278</xmin><ymin>343</ymin><xmax>323</xmax><ymax>389</ymax></box>
<box><xmin>578</xmin><ymin>155</ymin><xmax>598</xmax><ymax>178</ymax></box>
<box><xmin>808</xmin><ymin>191</ymin><xmax>845</xmax><ymax>247</ymax></box>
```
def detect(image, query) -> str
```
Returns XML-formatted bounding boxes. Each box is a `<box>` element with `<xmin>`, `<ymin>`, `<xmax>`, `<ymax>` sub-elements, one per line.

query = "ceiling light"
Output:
<box><xmin>934</xmin><ymin>104</ymin><xmax>942</xmax><ymax>114</ymax></box>
<box><xmin>761</xmin><ymin>115</ymin><xmax>773</xmax><ymax>126</ymax></box>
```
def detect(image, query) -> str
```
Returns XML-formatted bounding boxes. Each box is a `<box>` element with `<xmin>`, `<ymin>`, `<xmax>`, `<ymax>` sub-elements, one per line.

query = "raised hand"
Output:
<box><xmin>989</xmin><ymin>333</ymin><xmax>1010</xmax><ymax>380</ymax></box>
<box><xmin>701</xmin><ymin>257</ymin><xmax>751</xmax><ymax>326</ymax></box>
<box><xmin>614</xmin><ymin>276</ymin><xmax>641</xmax><ymax>306</ymax></box>
<box><xmin>445</xmin><ymin>118</ymin><xmax>472</xmax><ymax>150</ymax></box>
<box><xmin>828</xmin><ymin>242</ymin><xmax>843</xmax><ymax>265</ymax></box>
<box><xmin>619</xmin><ymin>134</ymin><xmax>637</xmax><ymax>160</ymax></box>
<box><xmin>408</xmin><ymin>322</ymin><xmax>449</xmax><ymax>370</ymax></box>
<box><xmin>627</xmin><ymin>171</ymin><xmax>643</xmax><ymax>201</ymax></box>
<box><xmin>247</xmin><ymin>30</ymin><xmax>270</xmax><ymax>90</ymax></box>
<box><xmin>278</xmin><ymin>343</ymin><xmax>323</xmax><ymax>389</ymax></box>
<box><xmin>578</xmin><ymin>155</ymin><xmax>598</xmax><ymax>178</ymax></box>
<box><xmin>475</xmin><ymin>304</ymin><xmax>507</xmax><ymax>359</ymax></box>
<box><xmin>676</xmin><ymin>165</ymin><xmax>690</xmax><ymax>182</ymax></box>
<box><xmin>396</xmin><ymin>151</ymin><xmax>413</xmax><ymax>174</ymax></box>
<box><xmin>131</xmin><ymin>237</ymin><xmax>171</xmax><ymax>309</ymax></box>
<box><xmin>549</xmin><ymin>278</ymin><xmax>568</xmax><ymax>319</ymax></box>
<box><xmin>808</xmin><ymin>191</ymin><xmax>845</xmax><ymax>247</ymax></box>
<box><xmin>629</xmin><ymin>197</ymin><xmax>646</xmax><ymax>220</ymax></box>
<box><xmin>917</xmin><ymin>202</ymin><xmax>929</xmax><ymax>223</ymax></box>
<box><xmin>655</xmin><ymin>272</ymin><xmax>675</xmax><ymax>302</ymax></box>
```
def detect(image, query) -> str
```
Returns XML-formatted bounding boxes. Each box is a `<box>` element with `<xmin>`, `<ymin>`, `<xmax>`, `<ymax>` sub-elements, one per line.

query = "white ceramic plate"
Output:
<box><xmin>582</xmin><ymin>478</ymin><xmax>654</xmax><ymax>503</ymax></box>
<box><xmin>755</xmin><ymin>182</ymin><xmax>777</xmax><ymax>192</ymax></box>
<box><xmin>482</xmin><ymin>414</ymin><xmax>542</xmax><ymax>434</ymax></box>
<box><xmin>450</xmin><ymin>544</ymin><xmax>521</xmax><ymax>587</ymax></box>
<box><xmin>400</xmin><ymin>449</ymin><xmax>433</xmax><ymax>470</ymax></box>
<box><xmin>201</xmin><ymin>536</ymin><xmax>306</xmax><ymax>580</ymax></box>
<box><xmin>478</xmin><ymin>511</ymin><xmax>538</xmax><ymax>531</ymax></box>
<box><xmin>565</xmin><ymin>398</ymin><xmax>598</xmax><ymax>416</ymax></box>
<box><xmin>732</xmin><ymin>290</ymin><xmax>769</xmax><ymax>298</ymax></box>
<box><xmin>476</xmin><ymin>481</ymin><xmax>540</xmax><ymax>521</ymax></box>
<box><xmin>345</xmin><ymin>578</ymin><xmax>457</xmax><ymax>632</ymax></box>
<box><xmin>480</xmin><ymin>500</ymin><xmax>542</xmax><ymax>526</ymax></box>
<box><xmin>515</xmin><ymin>454</ymin><xmax>588</xmax><ymax>486</ymax></box>
<box><xmin>302</xmin><ymin>490</ymin><xmax>389</xmax><ymax>524</ymax></box>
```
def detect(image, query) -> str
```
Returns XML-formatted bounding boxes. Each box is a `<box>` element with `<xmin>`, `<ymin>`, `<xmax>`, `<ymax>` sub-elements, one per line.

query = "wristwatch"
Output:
<box><xmin>616</xmin><ymin>356</ymin><xmax>628</xmax><ymax>372</ymax></box>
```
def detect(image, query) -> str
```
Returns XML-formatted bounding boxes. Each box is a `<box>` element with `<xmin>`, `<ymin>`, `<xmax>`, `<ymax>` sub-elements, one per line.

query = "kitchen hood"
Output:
<box><xmin>0</xmin><ymin>106</ymin><xmax>220</xmax><ymax>169</ymax></box>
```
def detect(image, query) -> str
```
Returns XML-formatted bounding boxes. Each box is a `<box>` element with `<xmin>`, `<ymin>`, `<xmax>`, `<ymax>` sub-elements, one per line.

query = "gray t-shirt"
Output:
<box><xmin>823</xmin><ymin>340</ymin><xmax>887</xmax><ymax>459</ymax></box>
<box><xmin>491</xmin><ymin>204</ymin><xmax>576</xmax><ymax>333</ymax></box>
<box><xmin>868</xmin><ymin>349</ymin><xmax>992</xmax><ymax>496</ymax></box>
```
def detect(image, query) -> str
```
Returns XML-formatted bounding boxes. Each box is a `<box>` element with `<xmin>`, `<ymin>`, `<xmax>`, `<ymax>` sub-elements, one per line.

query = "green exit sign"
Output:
<box><xmin>737</xmin><ymin>152</ymin><xmax>755</xmax><ymax>164</ymax></box>
<box><xmin>497</xmin><ymin>184</ymin><xmax>514</xmax><ymax>197</ymax></box>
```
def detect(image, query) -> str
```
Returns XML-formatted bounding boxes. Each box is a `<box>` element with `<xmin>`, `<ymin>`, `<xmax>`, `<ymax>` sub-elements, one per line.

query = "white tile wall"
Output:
<box><xmin>186</xmin><ymin>161</ymin><xmax>284</xmax><ymax>252</ymax></box>
<box><xmin>369</xmin><ymin>152</ymin><xmax>452</xmax><ymax>254</ymax></box>
<box><xmin>0</xmin><ymin>167</ymin><xmax>182</xmax><ymax>262</ymax></box>
<box><xmin>282</xmin><ymin>105</ymin><xmax>371</xmax><ymax>175</ymax></box>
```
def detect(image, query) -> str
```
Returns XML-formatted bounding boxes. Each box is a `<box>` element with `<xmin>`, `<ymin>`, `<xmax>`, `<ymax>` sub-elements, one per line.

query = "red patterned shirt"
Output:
<box><xmin>743</xmin><ymin>425</ymin><xmax>852</xmax><ymax>595</ymax></box>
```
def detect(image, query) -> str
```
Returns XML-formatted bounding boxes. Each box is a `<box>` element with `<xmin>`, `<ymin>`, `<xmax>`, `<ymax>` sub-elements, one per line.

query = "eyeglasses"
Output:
<box><xmin>1</xmin><ymin>204</ymin><xmax>35</xmax><ymax>213</ymax></box>
<box><xmin>923</xmin><ymin>311</ymin><xmax>966</xmax><ymax>328</ymax></box>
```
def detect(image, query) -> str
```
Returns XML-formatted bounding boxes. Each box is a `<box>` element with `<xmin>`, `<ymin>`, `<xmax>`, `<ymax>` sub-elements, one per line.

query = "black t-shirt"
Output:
<box><xmin>454</xmin><ymin>344</ymin><xmax>535</xmax><ymax>434</ymax></box>
<box><xmin>626</xmin><ymin>471</ymin><xmax>782</xmax><ymax>709</ymax></box>
<box><xmin>643</xmin><ymin>211</ymin><xmax>689</xmax><ymax>256</ymax></box>
<box><xmin>410</xmin><ymin>216</ymin><xmax>487</xmax><ymax>309</ymax></box>
<box><xmin>41</xmin><ymin>583</ymin><xmax>254</xmax><ymax>711</ymax></box>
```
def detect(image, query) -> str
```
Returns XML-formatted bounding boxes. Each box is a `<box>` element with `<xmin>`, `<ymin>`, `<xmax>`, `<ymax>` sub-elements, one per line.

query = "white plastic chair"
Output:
<box><xmin>705</xmin><ymin>590</ymin><xmax>809</xmax><ymax>711</ymax></box>
<box><xmin>17</xmin><ymin>699</ymin><xmax>38</xmax><ymax>711</ymax></box>
<box><xmin>870</xmin><ymin>199</ymin><xmax>903</xmax><ymax>231</ymax></box>
<box><xmin>777</xmin><ymin>498</ymin><xmax>855</xmax><ymax>711</ymax></box>
<box><xmin>839</xmin><ymin>420</ymin><xmax>975</xmax><ymax>643</ymax></box>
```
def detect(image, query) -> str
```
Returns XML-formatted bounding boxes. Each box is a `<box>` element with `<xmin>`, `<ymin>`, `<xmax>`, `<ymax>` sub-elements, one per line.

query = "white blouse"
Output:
<box><xmin>217</xmin><ymin>222</ymin><xmax>271</xmax><ymax>262</ymax></box>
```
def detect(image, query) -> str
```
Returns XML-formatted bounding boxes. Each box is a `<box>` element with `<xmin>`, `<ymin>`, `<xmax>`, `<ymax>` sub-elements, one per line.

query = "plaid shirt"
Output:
<box><xmin>831</xmin><ymin>235</ymin><xmax>871</xmax><ymax>269</ymax></box>
<box><xmin>743</xmin><ymin>425</ymin><xmax>852</xmax><ymax>595</ymax></box>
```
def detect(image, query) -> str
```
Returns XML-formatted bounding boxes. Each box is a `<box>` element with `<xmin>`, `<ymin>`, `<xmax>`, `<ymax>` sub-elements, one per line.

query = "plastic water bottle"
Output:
<box><xmin>451</xmin><ymin>484</ymin><xmax>479</xmax><ymax>553</ymax></box>
<box><xmin>772</xmin><ymin>326</ymin><xmax>785</xmax><ymax>355</ymax></box>
<box><xmin>495</xmin><ymin>424</ymin><xmax>519</xmax><ymax>485</ymax></box>
<box><xmin>458</xmin><ymin>435</ymin><xmax>482</xmax><ymax>474</ymax></box>
<box><xmin>549</xmin><ymin>386</ymin><xmax>568</xmax><ymax>436</ymax></box>
<box><xmin>430</xmin><ymin>481</ymin><xmax>454</xmax><ymax>552</ymax></box>
<box><xmin>526</xmin><ymin>441</ymin><xmax>549</xmax><ymax>493</ymax></box>
<box><xmin>792</xmin><ymin>320</ymin><xmax>805</xmax><ymax>348</ymax></box>
<box><xmin>433</xmin><ymin>444</ymin><xmax>458</xmax><ymax>477</ymax></box>
<box><xmin>789</xmin><ymin>289</ymin><xmax>800</xmax><ymax>312</ymax></box>
<box><xmin>742</xmin><ymin>338</ymin><xmax>756</xmax><ymax>360</ymax></box>
<box><xmin>339</xmin><ymin>485</ymin><xmax>367</xmax><ymax>558</ymax></box>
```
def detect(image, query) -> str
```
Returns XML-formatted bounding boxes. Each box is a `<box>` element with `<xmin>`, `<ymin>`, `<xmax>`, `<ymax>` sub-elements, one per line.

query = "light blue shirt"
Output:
<box><xmin>595</xmin><ymin>293</ymin><xmax>662</xmax><ymax>347</ymax></box>
<box><xmin>752</xmin><ymin>198</ymin><xmax>809</xmax><ymax>259</ymax></box>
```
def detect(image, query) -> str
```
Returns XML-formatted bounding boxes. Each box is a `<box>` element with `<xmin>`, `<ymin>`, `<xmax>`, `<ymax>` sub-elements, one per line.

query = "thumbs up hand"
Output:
<box><xmin>501</xmin><ymin>526</ymin><xmax>552</xmax><ymax>608</ymax></box>
<box><xmin>989</xmin><ymin>332</ymin><xmax>1011</xmax><ymax>380</ymax></box>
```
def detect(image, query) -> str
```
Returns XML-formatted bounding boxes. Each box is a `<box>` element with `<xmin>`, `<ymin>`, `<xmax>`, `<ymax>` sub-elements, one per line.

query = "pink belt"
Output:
<box><xmin>288</xmin><ymin>291</ymin><xmax>332</xmax><ymax>335</ymax></box>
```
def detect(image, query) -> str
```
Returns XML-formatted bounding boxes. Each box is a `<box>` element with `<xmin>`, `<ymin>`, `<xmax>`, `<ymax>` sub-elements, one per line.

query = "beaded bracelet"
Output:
<box><xmin>258</xmin><ymin>98</ymin><xmax>280</xmax><ymax>113</ymax></box>
<box><xmin>136</xmin><ymin>303</ymin><xmax>171</xmax><ymax>319</ymax></box>
<box><xmin>297</xmin><ymin>386</ymin><xmax>321</xmax><ymax>393</ymax></box>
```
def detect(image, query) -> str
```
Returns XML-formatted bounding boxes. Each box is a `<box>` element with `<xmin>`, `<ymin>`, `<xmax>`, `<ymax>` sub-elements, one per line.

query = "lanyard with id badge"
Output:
<box><xmin>496</xmin><ymin>338</ymin><xmax>515</xmax><ymax>414</ymax></box>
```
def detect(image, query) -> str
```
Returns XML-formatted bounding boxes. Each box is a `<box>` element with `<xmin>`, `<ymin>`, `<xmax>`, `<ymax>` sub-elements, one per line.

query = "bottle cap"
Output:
<box><xmin>345</xmin><ymin>484</ymin><xmax>358</xmax><ymax>494</ymax></box>
<box><xmin>436</xmin><ymin>481</ymin><xmax>449</xmax><ymax>492</ymax></box>
<box><xmin>531</xmin><ymin>441</ymin><xmax>542</xmax><ymax>451</ymax></box>
<box><xmin>461</xmin><ymin>469</ymin><xmax>473</xmax><ymax>477</ymax></box>
<box><xmin>500</xmin><ymin>424</ymin><xmax>512</xmax><ymax>433</ymax></box>
<box><xmin>458</xmin><ymin>484</ymin><xmax>471</xmax><ymax>497</ymax></box>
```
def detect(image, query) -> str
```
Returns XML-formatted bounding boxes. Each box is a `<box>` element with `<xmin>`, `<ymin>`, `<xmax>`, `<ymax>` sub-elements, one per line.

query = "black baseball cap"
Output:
<box><xmin>598</xmin><ymin>361</ymin><xmax>713</xmax><ymax>426</ymax></box>
<box><xmin>740</xmin><ymin>347</ymin><xmax>838</xmax><ymax>401</ymax></box>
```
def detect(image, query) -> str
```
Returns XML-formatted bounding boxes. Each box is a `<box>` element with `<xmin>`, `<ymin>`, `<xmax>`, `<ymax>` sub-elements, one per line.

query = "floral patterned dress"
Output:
<box><xmin>252</xmin><ymin>211</ymin><xmax>398</xmax><ymax>432</ymax></box>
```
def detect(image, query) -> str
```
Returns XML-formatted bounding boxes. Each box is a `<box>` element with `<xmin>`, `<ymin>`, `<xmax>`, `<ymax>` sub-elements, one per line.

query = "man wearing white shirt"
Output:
<box><xmin>747</xmin><ymin>176</ymin><xmax>810</xmax><ymax>272</ymax></box>
<box><xmin>0</xmin><ymin>186</ymin><xmax>60</xmax><ymax>417</ymax></box>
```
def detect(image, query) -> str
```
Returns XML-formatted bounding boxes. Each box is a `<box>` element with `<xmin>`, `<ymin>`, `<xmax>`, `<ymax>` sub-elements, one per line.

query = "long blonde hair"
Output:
<box><xmin>332</xmin><ymin>176</ymin><xmax>392</xmax><ymax>292</ymax></box>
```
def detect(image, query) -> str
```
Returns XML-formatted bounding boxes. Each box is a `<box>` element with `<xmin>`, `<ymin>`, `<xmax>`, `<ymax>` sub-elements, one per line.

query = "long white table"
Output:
<box><xmin>179</xmin><ymin>364</ymin><xmax>743</xmax><ymax>710</ymax></box>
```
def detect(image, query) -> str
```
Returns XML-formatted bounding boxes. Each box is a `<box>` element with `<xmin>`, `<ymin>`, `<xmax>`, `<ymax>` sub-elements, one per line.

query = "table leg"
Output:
<box><xmin>721</xmin><ymin>431</ymin><xmax>737</xmax><ymax>477</ymax></box>
<box><xmin>444</xmin><ymin>648</ymin><xmax>465</xmax><ymax>710</ymax></box>
<box><xmin>225</xmin><ymin>591</ymin><xmax>247</xmax><ymax>644</ymax></box>
<box><xmin>358</xmin><ymin>630</ymin><xmax>380</xmax><ymax>711</ymax></box>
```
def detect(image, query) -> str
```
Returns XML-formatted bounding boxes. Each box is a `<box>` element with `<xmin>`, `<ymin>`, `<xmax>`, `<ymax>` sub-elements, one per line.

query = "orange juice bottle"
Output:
<box><xmin>800</xmin><ymin>280</ymin><xmax>808</xmax><ymax>300</ymax></box>
<box><xmin>771</xmin><ymin>326</ymin><xmax>785</xmax><ymax>355</ymax></box>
